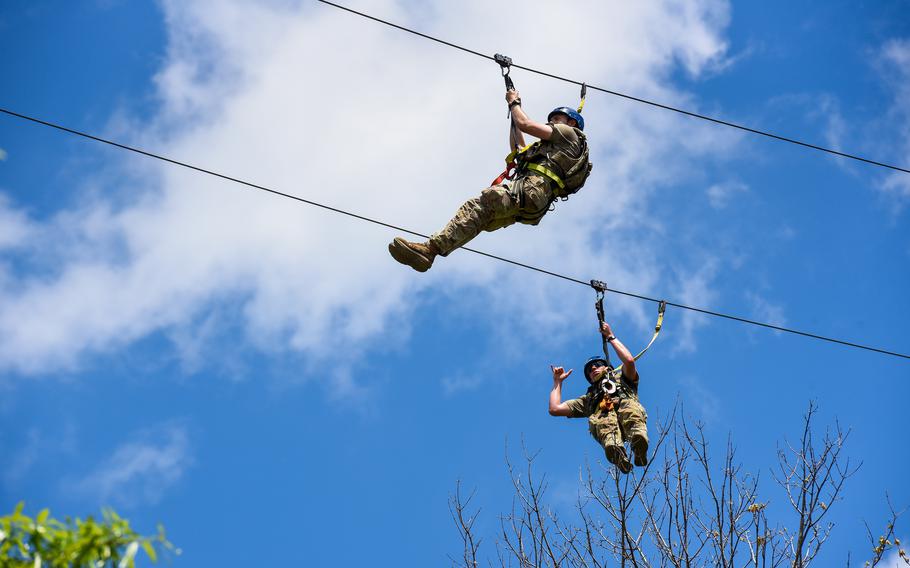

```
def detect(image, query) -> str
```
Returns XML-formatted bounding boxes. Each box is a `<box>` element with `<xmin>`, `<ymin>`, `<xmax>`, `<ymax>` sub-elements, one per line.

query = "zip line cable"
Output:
<box><xmin>1</xmin><ymin>106</ymin><xmax>907</xmax><ymax>361</ymax></box>
<box><xmin>316</xmin><ymin>0</ymin><xmax>910</xmax><ymax>176</ymax></box>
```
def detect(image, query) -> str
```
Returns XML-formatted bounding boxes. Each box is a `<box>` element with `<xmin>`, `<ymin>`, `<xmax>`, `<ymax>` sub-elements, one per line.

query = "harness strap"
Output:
<box><xmin>505</xmin><ymin>142</ymin><xmax>535</xmax><ymax>164</ymax></box>
<box><xmin>632</xmin><ymin>301</ymin><xmax>666</xmax><ymax>362</ymax></box>
<box><xmin>524</xmin><ymin>162</ymin><xmax>566</xmax><ymax>191</ymax></box>
<box><xmin>577</xmin><ymin>83</ymin><xmax>587</xmax><ymax>114</ymax></box>
<box><xmin>490</xmin><ymin>163</ymin><xmax>516</xmax><ymax>186</ymax></box>
<box><xmin>491</xmin><ymin>142</ymin><xmax>569</xmax><ymax>194</ymax></box>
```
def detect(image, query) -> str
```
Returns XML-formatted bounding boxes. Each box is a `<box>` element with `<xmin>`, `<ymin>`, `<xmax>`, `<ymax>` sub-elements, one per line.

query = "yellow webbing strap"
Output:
<box><xmin>632</xmin><ymin>301</ymin><xmax>666</xmax><ymax>361</ymax></box>
<box><xmin>501</xmin><ymin>143</ymin><xmax>567</xmax><ymax>190</ymax></box>
<box><xmin>525</xmin><ymin>162</ymin><xmax>566</xmax><ymax>190</ymax></box>
<box><xmin>606</xmin><ymin>301</ymin><xmax>667</xmax><ymax>381</ymax></box>
<box><xmin>505</xmin><ymin>142</ymin><xmax>535</xmax><ymax>164</ymax></box>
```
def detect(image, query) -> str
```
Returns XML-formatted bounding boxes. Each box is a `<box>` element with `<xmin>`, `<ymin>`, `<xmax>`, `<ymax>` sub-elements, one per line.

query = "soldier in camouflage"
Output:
<box><xmin>549</xmin><ymin>321</ymin><xmax>649</xmax><ymax>473</ymax></box>
<box><xmin>389</xmin><ymin>88</ymin><xmax>591</xmax><ymax>272</ymax></box>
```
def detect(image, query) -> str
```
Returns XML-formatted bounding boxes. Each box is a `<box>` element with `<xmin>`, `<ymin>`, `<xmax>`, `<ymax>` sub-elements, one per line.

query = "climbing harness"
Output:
<box><xmin>488</xmin><ymin>70</ymin><xmax>592</xmax><ymax>193</ymax></box>
<box><xmin>590</xmin><ymin>279</ymin><xmax>667</xmax><ymax>381</ymax></box>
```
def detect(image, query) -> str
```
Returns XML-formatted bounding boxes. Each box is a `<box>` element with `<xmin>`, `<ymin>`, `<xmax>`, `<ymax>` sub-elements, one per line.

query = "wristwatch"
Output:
<box><xmin>508</xmin><ymin>98</ymin><xmax>522</xmax><ymax>109</ymax></box>
<box><xmin>606</xmin><ymin>335</ymin><xmax>616</xmax><ymax>342</ymax></box>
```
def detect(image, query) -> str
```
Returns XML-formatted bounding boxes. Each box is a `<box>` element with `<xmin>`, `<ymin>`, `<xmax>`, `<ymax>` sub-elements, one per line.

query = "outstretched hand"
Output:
<box><xmin>506</xmin><ymin>89</ymin><xmax>521</xmax><ymax>104</ymax></box>
<box><xmin>600</xmin><ymin>321</ymin><xmax>614</xmax><ymax>338</ymax></box>
<box><xmin>551</xmin><ymin>365</ymin><xmax>573</xmax><ymax>383</ymax></box>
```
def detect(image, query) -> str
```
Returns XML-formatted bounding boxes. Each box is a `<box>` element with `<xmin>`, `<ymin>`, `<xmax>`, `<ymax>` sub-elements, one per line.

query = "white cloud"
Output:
<box><xmin>3</xmin><ymin>429</ymin><xmax>42</xmax><ymax>486</ymax></box>
<box><xmin>3</xmin><ymin>424</ymin><xmax>78</xmax><ymax>487</ymax></box>
<box><xmin>874</xmin><ymin>544</ymin><xmax>909</xmax><ymax>568</ymax></box>
<box><xmin>442</xmin><ymin>373</ymin><xmax>483</xmax><ymax>396</ymax></box>
<box><xmin>72</xmin><ymin>423</ymin><xmax>191</xmax><ymax>506</ymax></box>
<box><xmin>0</xmin><ymin>0</ymin><xmax>737</xmax><ymax>382</ymax></box>
<box><xmin>706</xmin><ymin>180</ymin><xmax>748</xmax><ymax>209</ymax></box>
<box><xmin>878</xmin><ymin>39</ymin><xmax>910</xmax><ymax>210</ymax></box>
<box><xmin>678</xmin><ymin>374</ymin><xmax>720</xmax><ymax>423</ymax></box>
<box><xmin>745</xmin><ymin>291</ymin><xmax>787</xmax><ymax>330</ymax></box>
<box><xmin>670</xmin><ymin>257</ymin><xmax>720</xmax><ymax>355</ymax></box>
<box><xmin>0</xmin><ymin>195</ymin><xmax>34</xmax><ymax>250</ymax></box>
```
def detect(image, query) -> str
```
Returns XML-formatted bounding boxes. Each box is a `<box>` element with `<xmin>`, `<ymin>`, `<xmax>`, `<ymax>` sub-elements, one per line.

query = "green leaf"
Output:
<box><xmin>118</xmin><ymin>540</ymin><xmax>139</xmax><ymax>568</ymax></box>
<box><xmin>142</xmin><ymin>540</ymin><xmax>158</xmax><ymax>563</ymax></box>
<box><xmin>36</xmin><ymin>509</ymin><xmax>49</xmax><ymax>526</ymax></box>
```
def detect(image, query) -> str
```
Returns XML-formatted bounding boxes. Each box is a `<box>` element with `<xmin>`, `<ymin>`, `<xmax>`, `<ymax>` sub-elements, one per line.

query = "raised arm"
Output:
<box><xmin>506</xmin><ymin>90</ymin><xmax>553</xmax><ymax>141</ymax></box>
<box><xmin>548</xmin><ymin>365</ymin><xmax>574</xmax><ymax>416</ymax></box>
<box><xmin>601</xmin><ymin>321</ymin><xmax>638</xmax><ymax>382</ymax></box>
<box><xmin>508</xmin><ymin>118</ymin><xmax>526</xmax><ymax>150</ymax></box>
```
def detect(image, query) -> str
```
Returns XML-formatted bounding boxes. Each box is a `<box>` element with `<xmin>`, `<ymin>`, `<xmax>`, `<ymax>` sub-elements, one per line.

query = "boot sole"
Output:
<box><xmin>389</xmin><ymin>238</ymin><xmax>432</xmax><ymax>272</ymax></box>
<box><xmin>605</xmin><ymin>446</ymin><xmax>633</xmax><ymax>474</ymax></box>
<box><xmin>630</xmin><ymin>434</ymin><xmax>649</xmax><ymax>467</ymax></box>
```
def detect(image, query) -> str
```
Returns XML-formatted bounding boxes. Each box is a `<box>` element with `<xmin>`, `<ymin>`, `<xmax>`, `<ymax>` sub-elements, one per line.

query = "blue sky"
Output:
<box><xmin>1</xmin><ymin>0</ymin><xmax>908</xmax><ymax>565</ymax></box>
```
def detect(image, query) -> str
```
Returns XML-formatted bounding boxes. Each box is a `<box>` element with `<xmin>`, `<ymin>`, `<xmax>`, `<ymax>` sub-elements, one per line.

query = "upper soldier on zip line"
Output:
<box><xmin>389</xmin><ymin>55</ymin><xmax>592</xmax><ymax>272</ymax></box>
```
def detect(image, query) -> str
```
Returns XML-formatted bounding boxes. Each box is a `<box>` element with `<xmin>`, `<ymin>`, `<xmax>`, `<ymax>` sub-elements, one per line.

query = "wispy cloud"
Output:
<box><xmin>71</xmin><ymin>423</ymin><xmax>192</xmax><ymax>507</ymax></box>
<box><xmin>2</xmin><ymin>423</ymin><xmax>78</xmax><ymax>490</ymax></box>
<box><xmin>442</xmin><ymin>373</ymin><xmax>484</xmax><ymax>396</ymax></box>
<box><xmin>868</xmin><ymin>544</ymin><xmax>909</xmax><ymax>568</ymax></box>
<box><xmin>0</xmin><ymin>195</ymin><xmax>35</xmax><ymax>250</ymax></box>
<box><xmin>671</xmin><ymin>257</ymin><xmax>720</xmax><ymax>354</ymax></box>
<box><xmin>745</xmin><ymin>291</ymin><xmax>787</xmax><ymax>330</ymax></box>
<box><xmin>877</xmin><ymin>39</ymin><xmax>910</xmax><ymax>212</ymax></box>
<box><xmin>678</xmin><ymin>374</ymin><xmax>720</xmax><ymax>423</ymax></box>
<box><xmin>0</xmin><ymin>148</ymin><xmax>7</xmax><ymax>161</ymax></box>
<box><xmin>0</xmin><ymin>0</ymin><xmax>738</xmax><ymax>384</ymax></box>
<box><xmin>706</xmin><ymin>180</ymin><xmax>749</xmax><ymax>209</ymax></box>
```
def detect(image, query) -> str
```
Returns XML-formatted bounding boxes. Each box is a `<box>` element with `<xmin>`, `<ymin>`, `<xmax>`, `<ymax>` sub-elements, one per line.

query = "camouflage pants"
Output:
<box><xmin>588</xmin><ymin>398</ymin><xmax>648</xmax><ymax>461</ymax></box>
<box><xmin>429</xmin><ymin>175</ymin><xmax>553</xmax><ymax>255</ymax></box>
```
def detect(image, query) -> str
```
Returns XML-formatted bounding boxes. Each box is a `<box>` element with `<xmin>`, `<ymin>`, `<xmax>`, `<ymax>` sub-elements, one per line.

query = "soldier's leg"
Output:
<box><xmin>590</xmin><ymin>412</ymin><xmax>632</xmax><ymax>474</ymax></box>
<box><xmin>617</xmin><ymin>399</ymin><xmax>649</xmax><ymax>467</ymax></box>
<box><xmin>428</xmin><ymin>185</ymin><xmax>519</xmax><ymax>255</ymax></box>
<box><xmin>389</xmin><ymin>185</ymin><xmax>519</xmax><ymax>272</ymax></box>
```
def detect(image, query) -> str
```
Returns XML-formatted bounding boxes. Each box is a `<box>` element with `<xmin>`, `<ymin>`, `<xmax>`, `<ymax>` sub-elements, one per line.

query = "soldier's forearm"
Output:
<box><xmin>610</xmin><ymin>337</ymin><xmax>635</xmax><ymax>364</ymax></box>
<box><xmin>509</xmin><ymin>121</ymin><xmax>526</xmax><ymax>150</ymax></box>
<box><xmin>548</xmin><ymin>382</ymin><xmax>563</xmax><ymax>412</ymax></box>
<box><xmin>510</xmin><ymin>105</ymin><xmax>531</xmax><ymax>130</ymax></box>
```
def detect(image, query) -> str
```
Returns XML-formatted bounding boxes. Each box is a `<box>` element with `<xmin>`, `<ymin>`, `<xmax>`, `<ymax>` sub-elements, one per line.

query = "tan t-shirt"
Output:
<box><xmin>547</xmin><ymin>122</ymin><xmax>582</xmax><ymax>152</ymax></box>
<box><xmin>563</xmin><ymin>369</ymin><xmax>640</xmax><ymax>419</ymax></box>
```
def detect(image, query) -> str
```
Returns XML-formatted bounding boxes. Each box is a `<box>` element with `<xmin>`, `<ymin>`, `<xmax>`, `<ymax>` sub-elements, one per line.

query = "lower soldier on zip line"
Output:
<box><xmin>388</xmin><ymin>87</ymin><xmax>592</xmax><ymax>272</ymax></box>
<box><xmin>548</xmin><ymin>320</ymin><xmax>649</xmax><ymax>474</ymax></box>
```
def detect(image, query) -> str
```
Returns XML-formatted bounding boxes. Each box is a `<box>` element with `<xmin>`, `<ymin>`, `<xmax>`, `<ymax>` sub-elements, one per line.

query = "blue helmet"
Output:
<box><xmin>583</xmin><ymin>355</ymin><xmax>610</xmax><ymax>383</ymax></box>
<box><xmin>548</xmin><ymin>106</ymin><xmax>584</xmax><ymax>131</ymax></box>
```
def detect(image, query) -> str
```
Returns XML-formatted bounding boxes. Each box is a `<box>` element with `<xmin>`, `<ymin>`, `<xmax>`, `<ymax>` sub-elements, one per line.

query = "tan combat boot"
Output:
<box><xmin>630</xmin><ymin>433</ymin><xmax>649</xmax><ymax>467</ymax></box>
<box><xmin>388</xmin><ymin>237</ymin><xmax>438</xmax><ymax>272</ymax></box>
<box><xmin>605</xmin><ymin>445</ymin><xmax>633</xmax><ymax>474</ymax></box>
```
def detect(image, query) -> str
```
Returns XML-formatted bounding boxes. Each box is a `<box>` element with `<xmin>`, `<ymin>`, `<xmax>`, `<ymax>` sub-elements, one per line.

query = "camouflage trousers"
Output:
<box><xmin>588</xmin><ymin>398</ymin><xmax>648</xmax><ymax>460</ymax></box>
<box><xmin>429</xmin><ymin>175</ymin><xmax>553</xmax><ymax>255</ymax></box>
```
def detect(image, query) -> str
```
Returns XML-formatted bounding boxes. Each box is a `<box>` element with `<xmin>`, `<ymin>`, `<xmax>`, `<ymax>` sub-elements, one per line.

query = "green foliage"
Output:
<box><xmin>0</xmin><ymin>502</ymin><xmax>175</xmax><ymax>567</ymax></box>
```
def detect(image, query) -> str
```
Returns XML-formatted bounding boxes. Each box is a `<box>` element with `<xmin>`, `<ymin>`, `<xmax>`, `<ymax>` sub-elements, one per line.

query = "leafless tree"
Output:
<box><xmin>772</xmin><ymin>402</ymin><xmax>859</xmax><ymax>566</ymax></box>
<box><xmin>449</xmin><ymin>402</ymin><xmax>901</xmax><ymax>568</ymax></box>
<box><xmin>859</xmin><ymin>495</ymin><xmax>909</xmax><ymax>568</ymax></box>
<box><xmin>450</xmin><ymin>480</ymin><xmax>481</xmax><ymax>568</ymax></box>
